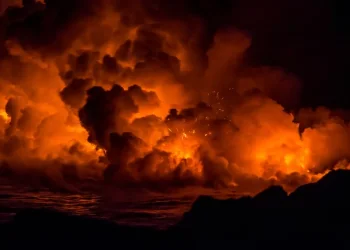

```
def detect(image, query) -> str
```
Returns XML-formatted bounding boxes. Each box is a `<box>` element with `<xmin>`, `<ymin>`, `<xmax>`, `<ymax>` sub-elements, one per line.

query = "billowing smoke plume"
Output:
<box><xmin>0</xmin><ymin>0</ymin><xmax>345</xmax><ymax>193</ymax></box>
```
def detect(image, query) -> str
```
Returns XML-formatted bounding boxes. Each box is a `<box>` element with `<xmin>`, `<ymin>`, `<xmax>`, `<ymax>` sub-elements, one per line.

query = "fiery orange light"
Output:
<box><xmin>252</xmin><ymin>133</ymin><xmax>310</xmax><ymax>176</ymax></box>
<box><xmin>0</xmin><ymin>109</ymin><xmax>10</xmax><ymax>124</ymax></box>
<box><xmin>0</xmin><ymin>2</ymin><xmax>346</xmax><ymax>193</ymax></box>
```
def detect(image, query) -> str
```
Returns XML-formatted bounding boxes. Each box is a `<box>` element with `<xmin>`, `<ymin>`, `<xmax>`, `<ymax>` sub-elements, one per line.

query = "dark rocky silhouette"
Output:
<box><xmin>2</xmin><ymin>170</ymin><xmax>350</xmax><ymax>250</ymax></box>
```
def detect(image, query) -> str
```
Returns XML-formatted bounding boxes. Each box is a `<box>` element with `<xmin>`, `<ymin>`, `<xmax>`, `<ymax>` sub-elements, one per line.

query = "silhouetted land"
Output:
<box><xmin>2</xmin><ymin>170</ymin><xmax>350</xmax><ymax>250</ymax></box>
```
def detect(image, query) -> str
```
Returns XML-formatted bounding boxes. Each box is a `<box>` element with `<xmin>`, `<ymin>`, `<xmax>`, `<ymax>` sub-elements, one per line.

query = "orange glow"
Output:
<box><xmin>156</xmin><ymin>133</ymin><xmax>203</xmax><ymax>176</ymax></box>
<box><xmin>0</xmin><ymin>2</ymin><xmax>347</xmax><ymax>194</ymax></box>
<box><xmin>253</xmin><ymin>139</ymin><xmax>309</xmax><ymax>174</ymax></box>
<box><xmin>0</xmin><ymin>109</ymin><xmax>10</xmax><ymax>124</ymax></box>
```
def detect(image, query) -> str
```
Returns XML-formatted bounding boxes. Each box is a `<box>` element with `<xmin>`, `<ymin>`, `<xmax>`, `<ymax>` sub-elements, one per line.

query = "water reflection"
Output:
<box><xmin>0</xmin><ymin>181</ymin><xmax>237</xmax><ymax>229</ymax></box>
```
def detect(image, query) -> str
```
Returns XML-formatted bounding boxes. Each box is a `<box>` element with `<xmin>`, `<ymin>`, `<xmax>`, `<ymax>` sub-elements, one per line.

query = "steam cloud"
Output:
<box><xmin>0</xmin><ymin>0</ymin><xmax>345</xmax><ymax>193</ymax></box>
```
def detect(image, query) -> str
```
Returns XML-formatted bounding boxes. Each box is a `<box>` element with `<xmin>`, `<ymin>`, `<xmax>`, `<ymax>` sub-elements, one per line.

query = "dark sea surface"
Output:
<box><xmin>0</xmin><ymin>178</ymin><xmax>238</xmax><ymax>229</ymax></box>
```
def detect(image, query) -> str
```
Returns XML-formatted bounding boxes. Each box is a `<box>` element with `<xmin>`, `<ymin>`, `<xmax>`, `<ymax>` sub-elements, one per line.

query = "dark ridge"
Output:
<box><xmin>1</xmin><ymin>208</ymin><xmax>162</xmax><ymax>250</ymax></box>
<box><xmin>2</xmin><ymin>170</ymin><xmax>350</xmax><ymax>250</ymax></box>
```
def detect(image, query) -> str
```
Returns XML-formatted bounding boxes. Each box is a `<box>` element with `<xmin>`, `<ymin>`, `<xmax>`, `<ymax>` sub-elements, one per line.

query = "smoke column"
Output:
<box><xmin>0</xmin><ymin>0</ymin><xmax>346</xmax><ymax>193</ymax></box>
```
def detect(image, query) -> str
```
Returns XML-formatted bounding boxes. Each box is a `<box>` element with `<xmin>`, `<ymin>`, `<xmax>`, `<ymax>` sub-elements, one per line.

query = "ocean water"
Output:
<box><xmin>0</xmin><ymin>180</ymin><xmax>237</xmax><ymax>229</ymax></box>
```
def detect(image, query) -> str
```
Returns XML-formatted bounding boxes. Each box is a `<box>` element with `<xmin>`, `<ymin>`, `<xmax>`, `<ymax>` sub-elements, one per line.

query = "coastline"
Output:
<box><xmin>2</xmin><ymin>169</ymin><xmax>350</xmax><ymax>249</ymax></box>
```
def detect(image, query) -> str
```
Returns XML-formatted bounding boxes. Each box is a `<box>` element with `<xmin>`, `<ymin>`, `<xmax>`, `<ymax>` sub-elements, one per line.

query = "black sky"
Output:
<box><xmin>188</xmin><ymin>0</ymin><xmax>347</xmax><ymax>110</ymax></box>
<box><xmin>0</xmin><ymin>0</ymin><xmax>348</xmax><ymax>110</ymax></box>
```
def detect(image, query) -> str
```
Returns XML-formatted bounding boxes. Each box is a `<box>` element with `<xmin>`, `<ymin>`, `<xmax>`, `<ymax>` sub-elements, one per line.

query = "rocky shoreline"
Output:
<box><xmin>2</xmin><ymin>170</ymin><xmax>350</xmax><ymax>250</ymax></box>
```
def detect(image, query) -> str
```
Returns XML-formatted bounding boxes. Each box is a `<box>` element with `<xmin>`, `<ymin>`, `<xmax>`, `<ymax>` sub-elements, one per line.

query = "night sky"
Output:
<box><xmin>0</xmin><ymin>0</ymin><xmax>347</xmax><ymax>108</ymax></box>
<box><xmin>184</xmin><ymin>0</ymin><xmax>347</xmax><ymax>110</ymax></box>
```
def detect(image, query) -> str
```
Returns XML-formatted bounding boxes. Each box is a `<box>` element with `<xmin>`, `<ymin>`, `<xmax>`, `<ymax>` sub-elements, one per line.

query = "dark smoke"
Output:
<box><xmin>0</xmin><ymin>0</ymin><xmax>347</xmax><ymax>193</ymax></box>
